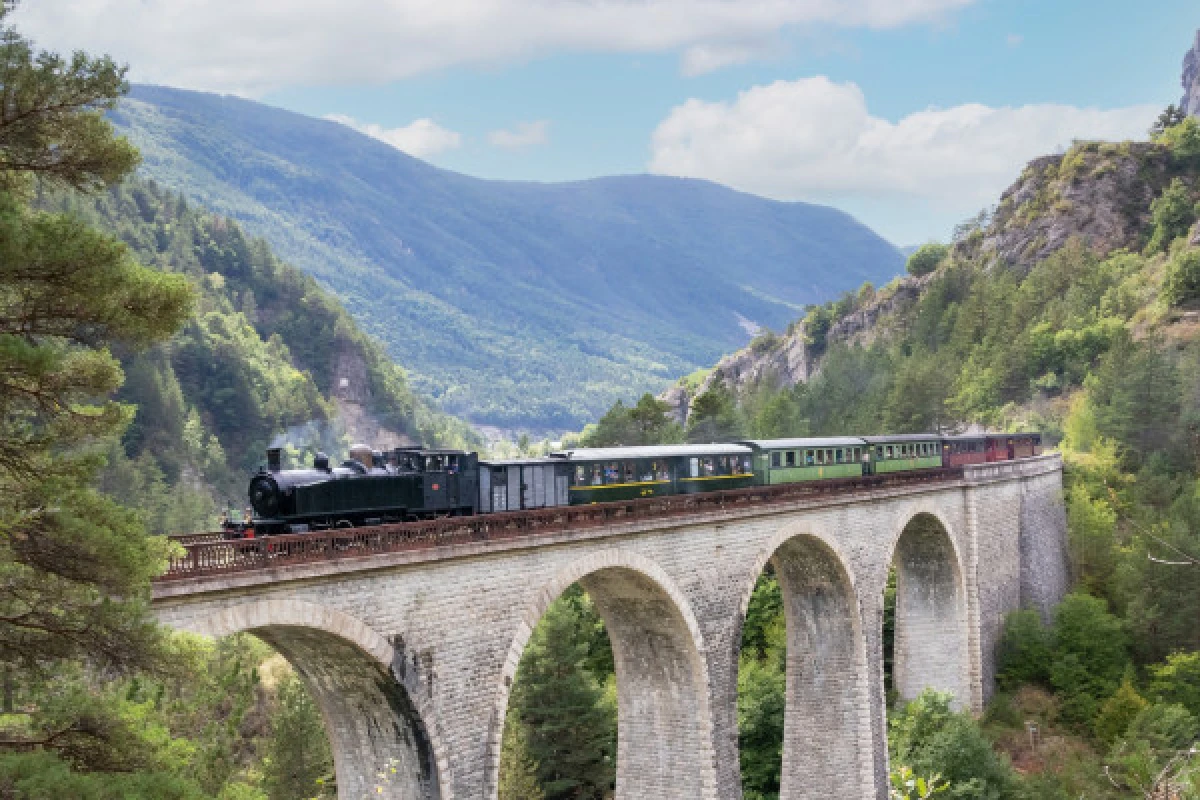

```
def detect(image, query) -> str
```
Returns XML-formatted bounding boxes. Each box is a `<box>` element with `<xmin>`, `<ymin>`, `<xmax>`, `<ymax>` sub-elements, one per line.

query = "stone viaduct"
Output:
<box><xmin>153</xmin><ymin>454</ymin><xmax>1067</xmax><ymax>800</ymax></box>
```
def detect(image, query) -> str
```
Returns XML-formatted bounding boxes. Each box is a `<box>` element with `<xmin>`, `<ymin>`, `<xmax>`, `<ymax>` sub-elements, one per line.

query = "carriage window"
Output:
<box><xmin>576</xmin><ymin>465</ymin><xmax>587</xmax><ymax>483</ymax></box>
<box><xmin>835</xmin><ymin>449</ymin><xmax>844</xmax><ymax>463</ymax></box>
<box><xmin>690</xmin><ymin>457</ymin><xmax>699</xmax><ymax>478</ymax></box>
<box><xmin>742</xmin><ymin>456</ymin><xmax>752</xmax><ymax>473</ymax></box>
<box><xmin>624</xmin><ymin>462</ymin><xmax>635</xmax><ymax>482</ymax></box>
<box><xmin>603</xmin><ymin>462</ymin><xmax>618</xmax><ymax>483</ymax></box>
<box><xmin>771</xmin><ymin>452</ymin><xmax>781</xmax><ymax>468</ymax></box>
<box><xmin>826</xmin><ymin>449</ymin><xmax>834</xmax><ymax>464</ymax></box>
<box><xmin>702</xmin><ymin>457</ymin><xmax>715</xmax><ymax>475</ymax></box>
<box><xmin>787</xmin><ymin>451</ymin><xmax>797</xmax><ymax>467</ymax></box>
<box><xmin>656</xmin><ymin>461</ymin><xmax>670</xmax><ymax>481</ymax></box>
<box><xmin>886</xmin><ymin>446</ymin><xmax>894</xmax><ymax>458</ymax></box>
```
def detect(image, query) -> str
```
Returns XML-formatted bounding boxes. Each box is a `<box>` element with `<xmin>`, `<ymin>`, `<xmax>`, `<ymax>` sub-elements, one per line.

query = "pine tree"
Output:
<box><xmin>499</xmin><ymin>708</ymin><xmax>545</xmax><ymax>800</ymax></box>
<box><xmin>509</xmin><ymin>595</ymin><xmax>615</xmax><ymax>800</ymax></box>
<box><xmin>261</xmin><ymin>672</ymin><xmax>334</xmax><ymax>800</ymax></box>
<box><xmin>0</xmin><ymin>0</ymin><xmax>193</xmax><ymax>757</ymax></box>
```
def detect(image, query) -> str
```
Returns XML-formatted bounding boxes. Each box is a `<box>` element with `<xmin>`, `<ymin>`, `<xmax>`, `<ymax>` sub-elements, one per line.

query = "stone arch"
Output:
<box><xmin>179</xmin><ymin>599</ymin><xmax>447</xmax><ymax>800</ymax></box>
<box><xmin>887</xmin><ymin>510</ymin><xmax>971</xmax><ymax>708</ymax></box>
<box><xmin>488</xmin><ymin>548</ymin><xmax>719</xmax><ymax>800</ymax></box>
<box><xmin>736</xmin><ymin>528</ymin><xmax>876</xmax><ymax>800</ymax></box>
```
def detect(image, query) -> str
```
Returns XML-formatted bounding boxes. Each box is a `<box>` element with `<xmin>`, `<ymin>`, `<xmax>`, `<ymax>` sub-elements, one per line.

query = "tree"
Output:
<box><xmin>1151</xmin><ymin>105</ymin><xmax>1187</xmax><ymax>137</ymax></box>
<box><xmin>508</xmin><ymin>594</ymin><xmax>615</xmax><ymax>800</ymax></box>
<box><xmin>1162</xmin><ymin>248</ymin><xmax>1200</xmax><ymax>308</ymax></box>
<box><xmin>499</xmin><ymin>709</ymin><xmax>545</xmax><ymax>800</ymax></box>
<box><xmin>1146</xmin><ymin>177</ymin><xmax>1197</xmax><ymax>253</ymax></box>
<box><xmin>1148</xmin><ymin>652</ymin><xmax>1200</xmax><ymax>719</ymax></box>
<box><xmin>0</xmin><ymin>0</ymin><xmax>192</xmax><ymax>757</ymax></box>
<box><xmin>906</xmin><ymin>243</ymin><xmax>950</xmax><ymax>277</ymax></box>
<box><xmin>261</xmin><ymin>672</ymin><xmax>333</xmax><ymax>800</ymax></box>
<box><xmin>686</xmin><ymin>379</ymin><xmax>744</xmax><ymax>443</ymax></box>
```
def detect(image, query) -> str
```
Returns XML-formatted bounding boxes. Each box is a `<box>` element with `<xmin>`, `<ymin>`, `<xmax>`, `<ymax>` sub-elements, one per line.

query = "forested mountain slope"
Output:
<box><xmin>40</xmin><ymin>178</ymin><xmax>475</xmax><ymax>531</ymax></box>
<box><xmin>110</xmin><ymin>84</ymin><xmax>904</xmax><ymax>431</ymax></box>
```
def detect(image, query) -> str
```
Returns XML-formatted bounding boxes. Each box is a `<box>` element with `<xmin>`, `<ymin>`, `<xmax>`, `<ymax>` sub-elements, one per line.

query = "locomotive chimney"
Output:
<box><xmin>266</xmin><ymin>447</ymin><xmax>282</xmax><ymax>472</ymax></box>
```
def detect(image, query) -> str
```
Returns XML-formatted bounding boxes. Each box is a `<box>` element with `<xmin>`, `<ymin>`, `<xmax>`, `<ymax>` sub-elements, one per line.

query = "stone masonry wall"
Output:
<box><xmin>155</xmin><ymin>455</ymin><xmax>1065</xmax><ymax>800</ymax></box>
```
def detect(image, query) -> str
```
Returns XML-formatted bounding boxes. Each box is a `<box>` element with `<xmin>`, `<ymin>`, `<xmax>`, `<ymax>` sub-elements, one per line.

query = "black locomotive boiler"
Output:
<box><xmin>247</xmin><ymin>444</ymin><xmax>479</xmax><ymax>535</ymax></box>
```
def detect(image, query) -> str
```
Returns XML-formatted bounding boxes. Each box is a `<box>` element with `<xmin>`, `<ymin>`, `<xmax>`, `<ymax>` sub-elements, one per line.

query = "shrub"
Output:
<box><xmin>907</xmin><ymin>243</ymin><xmax>951</xmax><ymax>277</ymax></box>
<box><xmin>1093</xmin><ymin>674</ymin><xmax>1148</xmax><ymax>744</ymax></box>
<box><xmin>1162</xmin><ymin>248</ymin><xmax>1200</xmax><ymax>308</ymax></box>
<box><xmin>995</xmin><ymin>610</ymin><xmax>1053</xmax><ymax>690</ymax></box>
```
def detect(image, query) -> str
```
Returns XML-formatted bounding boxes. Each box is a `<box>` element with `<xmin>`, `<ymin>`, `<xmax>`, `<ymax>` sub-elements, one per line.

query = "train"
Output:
<box><xmin>241</xmin><ymin>432</ymin><xmax>1043</xmax><ymax>536</ymax></box>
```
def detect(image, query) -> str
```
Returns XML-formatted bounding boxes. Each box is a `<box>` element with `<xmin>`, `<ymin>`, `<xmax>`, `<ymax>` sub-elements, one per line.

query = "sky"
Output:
<box><xmin>13</xmin><ymin>0</ymin><xmax>1199</xmax><ymax>245</ymax></box>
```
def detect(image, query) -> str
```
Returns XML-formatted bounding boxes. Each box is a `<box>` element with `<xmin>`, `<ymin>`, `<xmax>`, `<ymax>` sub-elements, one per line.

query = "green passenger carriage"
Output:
<box><xmin>862</xmin><ymin>434</ymin><xmax>943</xmax><ymax>474</ymax></box>
<box><xmin>741</xmin><ymin>437</ymin><xmax>867</xmax><ymax>484</ymax></box>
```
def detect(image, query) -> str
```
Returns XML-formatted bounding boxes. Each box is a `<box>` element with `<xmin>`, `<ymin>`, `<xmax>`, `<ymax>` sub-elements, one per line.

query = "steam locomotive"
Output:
<box><xmin>243</xmin><ymin>433</ymin><xmax>1042</xmax><ymax>536</ymax></box>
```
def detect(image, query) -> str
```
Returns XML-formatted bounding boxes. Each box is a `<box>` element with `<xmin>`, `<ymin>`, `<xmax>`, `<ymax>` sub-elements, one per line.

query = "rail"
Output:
<box><xmin>158</xmin><ymin>467</ymin><xmax>964</xmax><ymax>581</ymax></box>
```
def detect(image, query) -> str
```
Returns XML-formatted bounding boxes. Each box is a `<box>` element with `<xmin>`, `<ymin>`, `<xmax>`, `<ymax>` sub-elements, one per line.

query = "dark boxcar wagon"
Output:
<box><xmin>479</xmin><ymin>458</ymin><xmax>571</xmax><ymax>512</ymax></box>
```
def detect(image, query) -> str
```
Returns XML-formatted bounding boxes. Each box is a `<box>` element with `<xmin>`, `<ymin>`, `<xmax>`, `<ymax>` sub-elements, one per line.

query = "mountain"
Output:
<box><xmin>43</xmin><ymin>179</ymin><xmax>476</xmax><ymax>531</ymax></box>
<box><xmin>109</xmin><ymin>85</ymin><xmax>904</xmax><ymax>432</ymax></box>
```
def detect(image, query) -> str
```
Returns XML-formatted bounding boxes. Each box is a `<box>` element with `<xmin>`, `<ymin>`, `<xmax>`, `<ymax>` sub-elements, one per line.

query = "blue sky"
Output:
<box><xmin>18</xmin><ymin>0</ymin><xmax>1199</xmax><ymax>244</ymax></box>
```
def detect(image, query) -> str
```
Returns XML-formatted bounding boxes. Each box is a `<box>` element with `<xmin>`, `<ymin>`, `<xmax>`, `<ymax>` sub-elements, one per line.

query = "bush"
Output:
<box><xmin>889</xmin><ymin>691</ymin><xmax>1015</xmax><ymax>799</ymax></box>
<box><xmin>907</xmin><ymin>243</ymin><xmax>951</xmax><ymax>277</ymax></box>
<box><xmin>1146</xmin><ymin>178</ymin><xmax>1197</xmax><ymax>253</ymax></box>
<box><xmin>1162</xmin><ymin>248</ymin><xmax>1200</xmax><ymax>308</ymax></box>
<box><xmin>1158</xmin><ymin>117</ymin><xmax>1200</xmax><ymax>162</ymax></box>
<box><xmin>995</xmin><ymin>610</ymin><xmax>1053</xmax><ymax>690</ymax></box>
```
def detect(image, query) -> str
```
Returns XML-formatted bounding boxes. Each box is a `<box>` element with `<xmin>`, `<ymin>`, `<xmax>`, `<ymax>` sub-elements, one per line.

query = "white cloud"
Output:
<box><xmin>488</xmin><ymin>120</ymin><xmax>550</xmax><ymax>149</ymax></box>
<box><xmin>648</xmin><ymin>77</ymin><xmax>1155</xmax><ymax>241</ymax></box>
<box><xmin>11</xmin><ymin>0</ymin><xmax>976</xmax><ymax>95</ymax></box>
<box><xmin>325</xmin><ymin>114</ymin><xmax>462</xmax><ymax>158</ymax></box>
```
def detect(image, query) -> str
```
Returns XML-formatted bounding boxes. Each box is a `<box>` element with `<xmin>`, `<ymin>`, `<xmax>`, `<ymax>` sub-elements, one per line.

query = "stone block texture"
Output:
<box><xmin>154</xmin><ymin>454</ymin><xmax>1065</xmax><ymax>800</ymax></box>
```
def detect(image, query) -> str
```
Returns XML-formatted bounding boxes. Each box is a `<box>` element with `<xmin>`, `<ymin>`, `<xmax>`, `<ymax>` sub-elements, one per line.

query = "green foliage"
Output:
<box><xmin>506</xmin><ymin>590</ymin><xmax>615</xmax><ymax>800</ymax></box>
<box><xmin>0</xmin><ymin>751</ymin><xmax>208</xmax><ymax>800</ymax></box>
<box><xmin>1146</xmin><ymin>177</ymin><xmax>1198</xmax><ymax>253</ymax></box>
<box><xmin>499</xmin><ymin>709</ymin><xmax>545</xmax><ymax>800</ymax></box>
<box><xmin>1124</xmin><ymin>702</ymin><xmax>1199</xmax><ymax>751</ymax></box>
<box><xmin>686</xmin><ymin>379</ymin><xmax>746</xmax><ymax>443</ymax></box>
<box><xmin>581</xmin><ymin>393</ymin><xmax>683</xmax><ymax>447</ymax></box>
<box><xmin>261</xmin><ymin>672</ymin><xmax>333</xmax><ymax>800</ymax></box>
<box><xmin>889</xmin><ymin>766</ymin><xmax>950</xmax><ymax>800</ymax></box>
<box><xmin>1163</xmin><ymin>248</ymin><xmax>1200</xmax><ymax>308</ymax></box>
<box><xmin>1148</xmin><ymin>652</ymin><xmax>1200</xmax><ymax>719</ymax></box>
<box><xmin>737</xmin><ymin>572</ymin><xmax>786</xmax><ymax>798</ymax></box>
<box><xmin>907</xmin><ymin>243</ymin><xmax>950</xmax><ymax>277</ymax></box>
<box><xmin>889</xmin><ymin>691</ymin><xmax>1016</xmax><ymax>800</ymax></box>
<box><xmin>1093</xmin><ymin>673</ymin><xmax>1148</xmax><ymax>744</ymax></box>
<box><xmin>1157</xmin><ymin>117</ymin><xmax>1200</xmax><ymax>163</ymax></box>
<box><xmin>995</xmin><ymin>610</ymin><xmax>1053</xmax><ymax>691</ymax></box>
<box><xmin>1151</xmin><ymin>105</ymin><xmax>1188</xmax><ymax>138</ymax></box>
<box><xmin>1049</xmin><ymin>593</ymin><xmax>1130</xmax><ymax>730</ymax></box>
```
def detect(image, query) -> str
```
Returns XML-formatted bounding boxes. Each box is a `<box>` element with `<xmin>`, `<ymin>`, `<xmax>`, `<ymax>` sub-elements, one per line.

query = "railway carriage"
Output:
<box><xmin>554</xmin><ymin>444</ymin><xmax>756</xmax><ymax>503</ymax></box>
<box><xmin>742</xmin><ymin>437</ymin><xmax>867</xmax><ymax>484</ymax></box>
<box><xmin>478</xmin><ymin>458</ymin><xmax>571</xmax><ymax>512</ymax></box>
<box><xmin>863</xmin><ymin>434</ymin><xmax>943</xmax><ymax>475</ymax></box>
<box><xmin>943</xmin><ymin>435</ymin><xmax>989</xmax><ymax>467</ymax></box>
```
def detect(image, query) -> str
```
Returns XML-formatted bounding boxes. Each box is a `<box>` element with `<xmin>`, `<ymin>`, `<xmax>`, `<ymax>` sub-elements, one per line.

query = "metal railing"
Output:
<box><xmin>158</xmin><ymin>467</ymin><xmax>964</xmax><ymax>582</ymax></box>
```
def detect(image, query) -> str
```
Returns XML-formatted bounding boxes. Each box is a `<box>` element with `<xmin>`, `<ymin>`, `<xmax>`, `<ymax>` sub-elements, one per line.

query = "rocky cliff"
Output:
<box><xmin>1184</xmin><ymin>30</ymin><xmax>1200</xmax><ymax>117</ymax></box>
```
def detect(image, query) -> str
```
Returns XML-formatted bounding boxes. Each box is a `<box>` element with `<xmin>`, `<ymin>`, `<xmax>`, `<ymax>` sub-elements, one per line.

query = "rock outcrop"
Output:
<box><xmin>955</xmin><ymin>142</ymin><xmax>1175</xmax><ymax>272</ymax></box>
<box><xmin>661</xmin><ymin>273</ymin><xmax>933</xmax><ymax>422</ymax></box>
<box><xmin>1184</xmin><ymin>30</ymin><xmax>1200</xmax><ymax>117</ymax></box>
